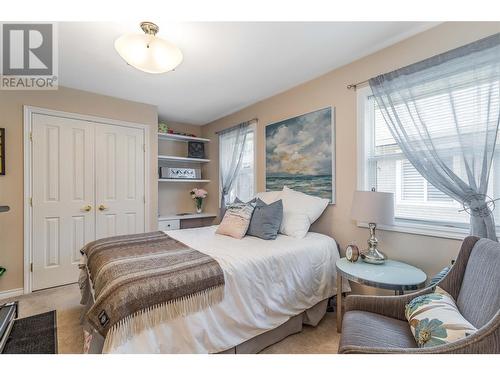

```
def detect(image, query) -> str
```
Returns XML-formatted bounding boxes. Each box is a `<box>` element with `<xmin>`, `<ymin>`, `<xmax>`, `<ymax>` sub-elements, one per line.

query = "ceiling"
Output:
<box><xmin>59</xmin><ymin>22</ymin><xmax>438</xmax><ymax>125</ymax></box>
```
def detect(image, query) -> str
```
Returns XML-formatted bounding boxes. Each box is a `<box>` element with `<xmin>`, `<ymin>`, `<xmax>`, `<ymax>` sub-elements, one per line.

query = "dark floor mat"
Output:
<box><xmin>2</xmin><ymin>311</ymin><xmax>57</xmax><ymax>354</ymax></box>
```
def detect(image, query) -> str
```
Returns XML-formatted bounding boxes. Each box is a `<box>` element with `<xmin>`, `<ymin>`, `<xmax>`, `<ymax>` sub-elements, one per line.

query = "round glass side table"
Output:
<box><xmin>335</xmin><ymin>258</ymin><xmax>427</xmax><ymax>333</ymax></box>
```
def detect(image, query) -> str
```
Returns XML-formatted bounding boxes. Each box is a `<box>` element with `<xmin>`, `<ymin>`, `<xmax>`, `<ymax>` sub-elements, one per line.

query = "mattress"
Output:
<box><xmin>103</xmin><ymin>226</ymin><xmax>346</xmax><ymax>353</ymax></box>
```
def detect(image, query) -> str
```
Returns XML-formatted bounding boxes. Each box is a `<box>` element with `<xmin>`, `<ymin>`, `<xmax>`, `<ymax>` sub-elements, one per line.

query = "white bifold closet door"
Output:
<box><xmin>31</xmin><ymin>114</ymin><xmax>145</xmax><ymax>291</ymax></box>
<box><xmin>95</xmin><ymin>124</ymin><xmax>145</xmax><ymax>239</ymax></box>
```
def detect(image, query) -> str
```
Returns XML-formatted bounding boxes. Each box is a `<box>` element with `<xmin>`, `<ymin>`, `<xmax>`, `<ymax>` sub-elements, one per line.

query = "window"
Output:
<box><xmin>398</xmin><ymin>160</ymin><xmax>453</xmax><ymax>204</ymax></box>
<box><xmin>358</xmin><ymin>86</ymin><xmax>500</xmax><ymax>236</ymax></box>
<box><xmin>219</xmin><ymin>125</ymin><xmax>256</xmax><ymax>204</ymax></box>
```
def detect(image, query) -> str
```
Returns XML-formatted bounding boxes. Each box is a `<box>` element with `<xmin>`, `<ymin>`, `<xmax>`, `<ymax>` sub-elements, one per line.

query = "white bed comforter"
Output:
<box><xmin>107</xmin><ymin>226</ymin><xmax>343</xmax><ymax>353</ymax></box>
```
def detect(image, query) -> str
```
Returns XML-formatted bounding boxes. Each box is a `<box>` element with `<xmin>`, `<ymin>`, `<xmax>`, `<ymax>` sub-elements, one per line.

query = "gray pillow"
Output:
<box><xmin>247</xmin><ymin>198</ymin><xmax>283</xmax><ymax>240</ymax></box>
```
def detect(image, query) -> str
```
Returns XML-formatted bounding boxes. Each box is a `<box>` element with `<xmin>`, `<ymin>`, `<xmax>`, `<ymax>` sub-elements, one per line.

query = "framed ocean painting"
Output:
<box><xmin>266</xmin><ymin>107</ymin><xmax>335</xmax><ymax>203</ymax></box>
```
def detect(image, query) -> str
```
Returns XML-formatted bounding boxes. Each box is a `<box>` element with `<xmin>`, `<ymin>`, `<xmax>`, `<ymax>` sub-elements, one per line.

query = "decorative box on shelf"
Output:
<box><xmin>159</xmin><ymin>167</ymin><xmax>201</xmax><ymax>180</ymax></box>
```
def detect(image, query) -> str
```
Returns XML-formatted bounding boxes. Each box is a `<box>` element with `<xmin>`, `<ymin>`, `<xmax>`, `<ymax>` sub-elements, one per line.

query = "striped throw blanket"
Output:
<box><xmin>80</xmin><ymin>231</ymin><xmax>225</xmax><ymax>344</ymax></box>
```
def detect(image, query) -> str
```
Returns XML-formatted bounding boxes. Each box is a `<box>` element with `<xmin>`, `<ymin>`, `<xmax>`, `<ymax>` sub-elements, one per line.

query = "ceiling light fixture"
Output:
<box><xmin>114</xmin><ymin>21</ymin><xmax>183</xmax><ymax>74</ymax></box>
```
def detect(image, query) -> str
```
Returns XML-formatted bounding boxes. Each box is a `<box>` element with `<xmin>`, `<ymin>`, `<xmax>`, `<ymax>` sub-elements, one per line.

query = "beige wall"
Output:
<box><xmin>201</xmin><ymin>22</ymin><xmax>500</xmax><ymax>292</ymax></box>
<box><xmin>0</xmin><ymin>86</ymin><xmax>158</xmax><ymax>292</ymax></box>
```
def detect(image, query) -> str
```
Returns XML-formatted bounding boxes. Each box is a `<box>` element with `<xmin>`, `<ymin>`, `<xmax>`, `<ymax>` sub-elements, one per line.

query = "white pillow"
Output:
<box><xmin>280</xmin><ymin>213</ymin><xmax>310</xmax><ymax>239</ymax></box>
<box><xmin>281</xmin><ymin>186</ymin><xmax>329</xmax><ymax>224</ymax></box>
<box><xmin>255</xmin><ymin>190</ymin><xmax>282</xmax><ymax>204</ymax></box>
<box><xmin>278</xmin><ymin>187</ymin><xmax>329</xmax><ymax>238</ymax></box>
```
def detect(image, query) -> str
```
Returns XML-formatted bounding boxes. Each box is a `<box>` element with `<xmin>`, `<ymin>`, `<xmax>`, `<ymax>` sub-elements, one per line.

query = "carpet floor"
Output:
<box><xmin>1</xmin><ymin>284</ymin><xmax>340</xmax><ymax>354</ymax></box>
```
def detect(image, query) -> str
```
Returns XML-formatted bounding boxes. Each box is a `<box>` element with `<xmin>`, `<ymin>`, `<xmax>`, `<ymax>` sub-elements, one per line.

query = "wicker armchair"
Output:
<box><xmin>338</xmin><ymin>236</ymin><xmax>500</xmax><ymax>354</ymax></box>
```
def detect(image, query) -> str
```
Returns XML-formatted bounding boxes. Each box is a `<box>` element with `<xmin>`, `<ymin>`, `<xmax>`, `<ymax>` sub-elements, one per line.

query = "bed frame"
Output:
<box><xmin>84</xmin><ymin>298</ymin><xmax>329</xmax><ymax>354</ymax></box>
<box><xmin>218</xmin><ymin>299</ymin><xmax>328</xmax><ymax>354</ymax></box>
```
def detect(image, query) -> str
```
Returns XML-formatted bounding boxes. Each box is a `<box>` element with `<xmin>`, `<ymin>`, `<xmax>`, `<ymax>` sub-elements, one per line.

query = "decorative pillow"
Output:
<box><xmin>247</xmin><ymin>198</ymin><xmax>283</xmax><ymax>240</ymax></box>
<box><xmin>216</xmin><ymin>200</ymin><xmax>256</xmax><ymax>239</ymax></box>
<box><xmin>279</xmin><ymin>186</ymin><xmax>329</xmax><ymax>237</ymax></box>
<box><xmin>255</xmin><ymin>191</ymin><xmax>282</xmax><ymax>204</ymax></box>
<box><xmin>405</xmin><ymin>287</ymin><xmax>477</xmax><ymax>348</ymax></box>
<box><xmin>428</xmin><ymin>265</ymin><xmax>452</xmax><ymax>287</ymax></box>
<box><xmin>279</xmin><ymin>212</ymin><xmax>311</xmax><ymax>239</ymax></box>
<box><xmin>234</xmin><ymin>197</ymin><xmax>256</xmax><ymax>205</ymax></box>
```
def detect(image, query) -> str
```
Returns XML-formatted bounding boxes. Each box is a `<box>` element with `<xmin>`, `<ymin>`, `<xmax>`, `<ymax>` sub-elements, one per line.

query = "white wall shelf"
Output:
<box><xmin>158</xmin><ymin>179</ymin><xmax>210</xmax><ymax>183</ymax></box>
<box><xmin>157</xmin><ymin>131</ymin><xmax>211</xmax><ymax>229</ymax></box>
<box><xmin>158</xmin><ymin>133</ymin><xmax>210</xmax><ymax>143</ymax></box>
<box><xmin>158</xmin><ymin>155</ymin><xmax>210</xmax><ymax>163</ymax></box>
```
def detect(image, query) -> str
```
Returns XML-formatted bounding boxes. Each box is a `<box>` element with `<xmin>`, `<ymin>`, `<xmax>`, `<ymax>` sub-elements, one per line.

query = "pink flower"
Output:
<box><xmin>190</xmin><ymin>188</ymin><xmax>208</xmax><ymax>199</ymax></box>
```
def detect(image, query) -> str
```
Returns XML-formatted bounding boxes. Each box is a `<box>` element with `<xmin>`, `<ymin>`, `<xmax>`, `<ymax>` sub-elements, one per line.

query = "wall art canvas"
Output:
<box><xmin>266</xmin><ymin>107</ymin><xmax>335</xmax><ymax>202</ymax></box>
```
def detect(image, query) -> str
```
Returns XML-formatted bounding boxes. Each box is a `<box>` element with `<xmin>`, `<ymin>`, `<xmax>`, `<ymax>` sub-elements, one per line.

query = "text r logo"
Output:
<box><xmin>1</xmin><ymin>23</ymin><xmax>58</xmax><ymax>90</ymax></box>
<box><xmin>2</xmin><ymin>24</ymin><xmax>53</xmax><ymax>75</ymax></box>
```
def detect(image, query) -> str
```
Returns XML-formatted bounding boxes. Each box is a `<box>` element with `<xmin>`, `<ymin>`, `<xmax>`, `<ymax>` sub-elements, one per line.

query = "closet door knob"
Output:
<box><xmin>82</xmin><ymin>205</ymin><xmax>92</xmax><ymax>212</ymax></box>
<box><xmin>98</xmin><ymin>204</ymin><xmax>108</xmax><ymax>211</ymax></box>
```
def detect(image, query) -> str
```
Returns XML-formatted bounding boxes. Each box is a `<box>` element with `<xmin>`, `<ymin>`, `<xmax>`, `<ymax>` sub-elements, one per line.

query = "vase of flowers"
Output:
<box><xmin>190</xmin><ymin>188</ymin><xmax>208</xmax><ymax>214</ymax></box>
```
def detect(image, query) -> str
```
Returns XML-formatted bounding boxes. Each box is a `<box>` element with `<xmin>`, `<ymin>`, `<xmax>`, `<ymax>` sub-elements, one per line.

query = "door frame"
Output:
<box><xmin>23</xmin><ymin>105</ymin><xmax>152</xmax><ymax>294</ymax></box>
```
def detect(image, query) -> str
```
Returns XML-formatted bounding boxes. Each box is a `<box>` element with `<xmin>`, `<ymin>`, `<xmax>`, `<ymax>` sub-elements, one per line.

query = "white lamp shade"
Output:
<box><xmin>114</xmin><ymin>33</ymin><xmax>183</xmax><ymax>74</ymax></box>
<box><xmin>351</xmin><ymin>190</ymin><xmax>395</xmax><ymax>225</ymax></box>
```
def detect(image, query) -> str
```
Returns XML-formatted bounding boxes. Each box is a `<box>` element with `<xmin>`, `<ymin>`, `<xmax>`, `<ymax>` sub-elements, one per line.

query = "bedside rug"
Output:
<box><xmin>3</xmin><ymin>311</ymin><xmax>57</xmax><ymax>354</ymax></box>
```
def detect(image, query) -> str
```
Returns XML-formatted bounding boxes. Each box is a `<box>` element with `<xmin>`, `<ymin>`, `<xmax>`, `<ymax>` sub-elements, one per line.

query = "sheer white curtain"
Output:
<box><xmin>218</xmin><ymin>121</ymin><xmax>253</xmax><ymax>216</ymax></box>
<box><xmin>369</xmin><ymin>33</ymin><xmax>500</xmax><ymax>240</ymax></box>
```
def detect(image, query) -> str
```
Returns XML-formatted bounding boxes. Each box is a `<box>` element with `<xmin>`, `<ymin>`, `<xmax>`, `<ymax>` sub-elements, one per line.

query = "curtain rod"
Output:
<box><xmin>215</xmin><ymin>118</ymin><xmax>258</xmax><ymax>134</ymax></box>
<box><xmin>346</xmin><ymin>79</ymin><xmax>370</xmax><ymax>90</ymax></box>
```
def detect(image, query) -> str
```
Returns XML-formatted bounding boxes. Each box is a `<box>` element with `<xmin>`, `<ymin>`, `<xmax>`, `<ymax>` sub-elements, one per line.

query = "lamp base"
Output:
<box><xmin>361</xmin><ymin>248</ymin><xmax>386</xmax><ymax>264</ymax></box>
<box><xmin>361</xmin><ymin>222</ymin><xmax>387</xmax><ymax>264</ymax></box>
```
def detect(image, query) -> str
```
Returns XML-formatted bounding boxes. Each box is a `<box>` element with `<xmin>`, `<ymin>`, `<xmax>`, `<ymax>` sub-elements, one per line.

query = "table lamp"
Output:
<box><xmin>351</xmin><ymin>190</ymin><xmax>394</xmax><ymax>264</ymax></box>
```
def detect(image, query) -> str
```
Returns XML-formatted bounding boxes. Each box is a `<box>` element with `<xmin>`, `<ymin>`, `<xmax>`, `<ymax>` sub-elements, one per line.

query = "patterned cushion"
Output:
<box><xmin>216</xmin><ymin>200</ymin><xmax>256</xmax><ymax>239</ymax></box>
<box><xmin>405</xmin><ymin>287</ymin><xmax>477</xmax><ymax>348</ymax></box>
<box><xmin>428</xmin><ymin>265</ymin><xmax>451</xmax><ymax>287</ymax></box>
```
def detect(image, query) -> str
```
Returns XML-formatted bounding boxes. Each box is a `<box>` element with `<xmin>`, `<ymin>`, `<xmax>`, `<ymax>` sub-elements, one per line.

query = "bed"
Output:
<box><xmin>81</xmin><ymin>225</ymin><xmax>348</xmax><ymax>353</ymax></box>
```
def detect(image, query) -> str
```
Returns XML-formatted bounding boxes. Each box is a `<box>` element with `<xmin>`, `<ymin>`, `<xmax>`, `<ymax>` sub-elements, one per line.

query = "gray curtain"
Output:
<box><xmin>219</xmin><ymin>121</ymin><xmax>251</xmax><ymax>217</ymax></box>
<box><xmin>369</xmin><ymin>33</ymin><xmax>500</xmax><ymax>241</ymax></box>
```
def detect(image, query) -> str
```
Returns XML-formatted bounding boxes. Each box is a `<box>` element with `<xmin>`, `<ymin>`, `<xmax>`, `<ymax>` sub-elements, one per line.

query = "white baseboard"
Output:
<box><xmin>0</xmin><ymin>288</ymin><xmax>24</xmax><ymax>301</ymax></box>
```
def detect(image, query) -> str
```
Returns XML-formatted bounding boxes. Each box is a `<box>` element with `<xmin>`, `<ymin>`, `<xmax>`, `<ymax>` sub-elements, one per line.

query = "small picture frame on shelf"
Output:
<box><xmin>188</xmin><ymin>141</ymin><xmax>205</xmax><ymax>159</ymax></box>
